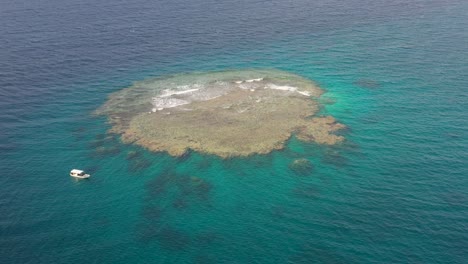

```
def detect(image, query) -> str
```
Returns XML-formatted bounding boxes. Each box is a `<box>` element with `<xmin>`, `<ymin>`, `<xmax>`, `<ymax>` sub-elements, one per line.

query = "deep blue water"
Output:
<box><xmin>1</xmin><ymin>0</ymin><xmax>467</xmax><ymax>263</ymax></box>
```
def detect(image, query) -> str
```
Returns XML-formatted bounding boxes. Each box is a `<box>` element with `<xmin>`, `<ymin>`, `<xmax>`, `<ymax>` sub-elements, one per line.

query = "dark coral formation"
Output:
<box><xmin>353</xmin><ymin>78</ymin><xmax>380</xmax><ymax>89</ymax></box>
<box><xmin>136</xmin><ymin>171</ymin><xmax>216</xmax><ymax>249</ymax></box>
<box><xmin>289</xmin><ymin>158</ymin><xmax>314</xmax><ymax>176</ymax></box>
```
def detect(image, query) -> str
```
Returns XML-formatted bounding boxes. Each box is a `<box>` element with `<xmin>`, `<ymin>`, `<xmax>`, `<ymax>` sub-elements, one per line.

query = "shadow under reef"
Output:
<box><xmin>281</xmin><ymin>133</ymin><xmax>359</xmax><ymax>174</ymax></box>
<box><xmin>88</xmin><ymin>145</ymin><xmax>121</xmax><ymax>158</ymax></box>
<box><xmin>353</xmin><ymin>78</ymin><xmax>381</xmax><ymax>89</ymax></box>
<box><xmin>136</xmin><ymin>204</ymin><xmax>221</xmax><ymax>251</ymax></box>
<box><xmin>126</xmin><ymin>150</ymin><xmax>142</xmax><ymax>160</ymax></box>
<box><xmin>135</xmin><ymin>222</ymin><xmax>191</xmax><ymax>250</ymax></box>
<box><xmin>175</xmin><ymin>149</ymin><xmax>193</xmax><ymax>163</ymax></box>
<box><xmin>292</xmin><ymin>185</ymin><xmax>321</xmax><ymax>200</ymax></box>
<box><xmin>318</xmin><ymin>139</ymin><xmax>361</xmax><ymax>168</ymax></box>
<box><xmin>195</xmin><ymin>157</ymin><xmax>212</xmax><ymax>171</ymax></box>
<box><xmin>193</xmin><ymin>254</ymin><xmax>218</xmax><ymax>264</ymax></box>
<box><xmin>321</xmin><ymin>148</ymin><xmax>349</xmax><ymax>168</ymax></box>
<box><xmin>88</xmin><ymin>133</ymin><xmax>119</xmax><ymax>148</ymax></box>
<box><xmin>135</xmin><ymin>169</ymin><xmax>218</xmax><ymax>249</ymax></box>
<box><xmin>128</xmin><ymin>155</ymin><xmax>152</xmax><ymax>173</ymax></box>
<box><xmin>87</xmin><ymin>133</ymin><xmax>122</xmax><ymax>158</ymax></box>
<box><xmin>289</xmin><ymin>242</ymin><xmax>350</xmax><ymax>264</ymax></box>
<box><xmin>124</xmin><ymin>147</ymin><xmax>153</xmax><ymax>173</ymax></box>
<box><xmin>220</xmin><ymin>152</ymin><xmax>274</xmax><ymax>175</ymax></box>
<box><xmin>143</xmin><ymin>170</ymin><xmax>214</xmax><ymax>208</ymax></box>
<box><xmin>70</xmin><ymin>115</ymin><xmax>109</xmax><ymax>141</ymax></box>
<box><xmin>71</xmin><ymin>126</ymin><xmax>87</xmax><ymax>141</ymax></box>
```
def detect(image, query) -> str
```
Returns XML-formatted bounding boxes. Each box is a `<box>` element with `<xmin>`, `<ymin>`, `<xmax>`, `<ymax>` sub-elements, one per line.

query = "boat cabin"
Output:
<box><xmin>70</xmin><ymin>169</ymin><xmax>90</xmax><ymax>179</ymax></box>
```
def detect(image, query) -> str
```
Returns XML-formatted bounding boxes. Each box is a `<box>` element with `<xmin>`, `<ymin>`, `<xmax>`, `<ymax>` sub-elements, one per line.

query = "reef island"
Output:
<box><xmin>95</xmin><ymin>69</ymin><xmax>345</xmax><ymax>158</ymax></box>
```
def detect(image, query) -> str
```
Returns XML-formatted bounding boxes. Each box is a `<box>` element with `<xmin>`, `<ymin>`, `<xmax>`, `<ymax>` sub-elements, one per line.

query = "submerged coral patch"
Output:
<box><xmin>289</xmin><ymin>158</ymin><xmax>314</xmax><ymax>176</ymax></box>
<box><xmin>353</xmin><ymin>78</ymin><xmax>380</xmax><ymax>89</ymax></box>
<box><xmin>96</xmin><ymin>69</ymin><xmax>345</xmax><ymax>157</ymax></box>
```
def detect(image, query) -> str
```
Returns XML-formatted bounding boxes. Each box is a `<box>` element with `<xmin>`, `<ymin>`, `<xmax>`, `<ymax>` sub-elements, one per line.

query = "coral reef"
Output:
<box><xmin>96</xmin><ymin>69</ymin><xmax>345</xmax><ymax>157</ymax></box>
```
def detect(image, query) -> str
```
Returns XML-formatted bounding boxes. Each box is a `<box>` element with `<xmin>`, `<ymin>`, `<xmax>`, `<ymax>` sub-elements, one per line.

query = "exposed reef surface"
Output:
<box><xmin>95</xmin><ymin>69</ymin><xmax>345</xmax><ymax>157</ymax></box>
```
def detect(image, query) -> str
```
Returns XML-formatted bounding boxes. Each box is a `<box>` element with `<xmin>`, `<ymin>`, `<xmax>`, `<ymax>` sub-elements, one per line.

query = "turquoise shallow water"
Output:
<box><xmin>1</xmin><ymin>0</ymin><xmax>467</xmax><ymax>263</ymax></box>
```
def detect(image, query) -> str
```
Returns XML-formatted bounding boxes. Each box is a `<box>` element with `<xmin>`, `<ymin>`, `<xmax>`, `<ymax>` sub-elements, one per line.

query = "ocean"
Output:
<box><xmin>0</xmin><ymin>0</ymin><xmax>467</xmax><ymax>263</ymax></box>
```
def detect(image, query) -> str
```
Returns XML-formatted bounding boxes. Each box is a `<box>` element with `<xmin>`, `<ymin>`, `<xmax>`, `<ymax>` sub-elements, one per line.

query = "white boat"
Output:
<box><xmin>70</xmin><ymin>169</ymin><xmax>90</xmax><ymax>179</ymax></box>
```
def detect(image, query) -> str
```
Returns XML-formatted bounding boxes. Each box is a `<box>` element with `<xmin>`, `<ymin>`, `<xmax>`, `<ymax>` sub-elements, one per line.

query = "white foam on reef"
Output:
<box><xmin>152</xmin><ymin>97</ymin><xmax>189</xmax><ymax>110</ymax></box>
<box><xmin>215</xmin><ymin>81</ymin><xmax>227</xmax><ymax>85</ymax></box>
<box><xmin>148</xmin><ymin>74</ymin><xmax>311</xmax><ymax>112</ymax></box>
<box><xmin>96</xmin><ymin>69</ymin><xmax>324</xmax><ymax>120</ymax></box>
<box><xmin>238</xmin><ymin>84</ymin><xmax>249</xmax><ymax>90</ymax></box>
<box><xmin>245</xmin><ymin>78</ymin><xmax>263</xmax><ymax>82</ymax></box>
<box><xmin>235</xmin><ymin>77</ymin><xmax>263</xmax><ymax>84</ymax></box>
<box><xmin>266</xmin><ymin>84</ymin><xmax>310</xmax><ymax>96</ymax></box>
<box><xmin>267</xmin><ymin>84</ymin><xmax>297</xmax><ymax>92</ymax></box>
<box><xmin>151</xmin><ymin>83</ymin><xmax>230</xmax><ymax>111</ymax></box>
<box><xmin>159</xmin><ymin>88</ymin><xmax>200</xmax><ymax>97</ymax></box>
<box><xmin>233</xmin><ymin>79</ymin><xmax>312</xmax><ymax>96</ymax></box>
<box><xmin>297</xmin><ymin>91</ymin><xmax>311</xmax><ymax>96</ymax></box>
